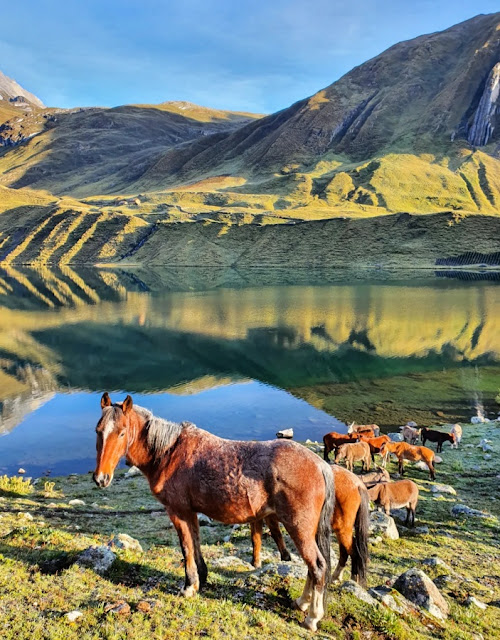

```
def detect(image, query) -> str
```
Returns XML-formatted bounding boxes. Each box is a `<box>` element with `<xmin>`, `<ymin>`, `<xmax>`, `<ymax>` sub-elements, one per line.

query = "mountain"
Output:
<box><xmin>0</xmin><ymin>13</ymin><xmax>499</xmax><ymax>267</ymax></box>
<box><xmin>0</xmin><ymin>70</ymin><xmax>44</xmax><ymax>108</ymax></box>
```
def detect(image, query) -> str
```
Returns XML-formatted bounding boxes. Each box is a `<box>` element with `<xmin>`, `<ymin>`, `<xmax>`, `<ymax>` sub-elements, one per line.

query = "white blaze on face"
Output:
<box><xmin>101</xmin><ymin>407</ymin><xmax>117</xmax><ymax>443</ymax></box>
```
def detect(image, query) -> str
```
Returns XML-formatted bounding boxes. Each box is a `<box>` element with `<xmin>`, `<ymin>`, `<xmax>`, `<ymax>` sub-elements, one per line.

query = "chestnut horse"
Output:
<box><xmin>93</xmin><ymin>394</ymin><xmax>334</xmax><ymax>632</ymax></box>
<box><xmin>250</xmin><ymin>465</ymin><xmax>370</xmax><ymax>585</ymax></box>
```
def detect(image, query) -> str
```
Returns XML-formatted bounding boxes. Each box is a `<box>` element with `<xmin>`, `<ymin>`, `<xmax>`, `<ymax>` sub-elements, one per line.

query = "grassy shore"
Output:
<box><xmin>0</xmin><ymin>422</ymin><xmax>499</xmax><ymax>639</ymax></box>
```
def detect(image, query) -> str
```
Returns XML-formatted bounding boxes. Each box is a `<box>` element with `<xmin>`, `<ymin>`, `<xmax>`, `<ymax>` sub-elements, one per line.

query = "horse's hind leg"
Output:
<box><xmin>170</xmin><ymin>512</ymin><xmax>203</xmax><ymax>597</ymax></box>
<box><xmin>265</xmin><ymin>515</ymin><xmax>292</xmax><ymax>561</ymax></box>
<box><xmin>332</xmin><ymin>534</ymin><xmax>349</xmax><ymax>583</ymax></box>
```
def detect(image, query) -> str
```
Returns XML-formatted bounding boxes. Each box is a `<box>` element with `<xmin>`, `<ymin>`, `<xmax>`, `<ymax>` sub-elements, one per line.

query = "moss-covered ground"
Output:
<box><xmin>0</xmin><ymin>423</ymin><xmax>499</xmax><ymax>639</ymax></box>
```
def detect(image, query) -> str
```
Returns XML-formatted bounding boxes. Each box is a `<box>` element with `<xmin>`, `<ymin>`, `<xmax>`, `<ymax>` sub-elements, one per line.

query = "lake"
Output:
<box><xmin>0</xmin><ymin>266</ymin><xmax>499</xmax><ymax>476</ymax></box>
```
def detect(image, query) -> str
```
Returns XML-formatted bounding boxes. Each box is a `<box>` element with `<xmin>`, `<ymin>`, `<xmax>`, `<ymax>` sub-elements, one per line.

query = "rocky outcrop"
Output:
<box><xmin>468</xmin><ymin>63</ymin><xmax>500</xmax><ymax>146</ymax></box>
<box><xmin>394</xmin><ymin>568</ymin><xmax>449</xmax><ymax>619</ymax></box>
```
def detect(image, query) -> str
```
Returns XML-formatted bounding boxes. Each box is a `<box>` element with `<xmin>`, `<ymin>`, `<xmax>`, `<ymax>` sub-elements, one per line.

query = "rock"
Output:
<box><xmin>422</xmin><ymin>557</ymin><xmax>450</xmax><ymax>570</ymax></box>
<box><xmin>125</xmin><ymin>466</ymin><xmax>141</xmax><ymax>477</ymax></box>
<box><xmin>65</xmin><ymin>611</ymin><xmax>83</xmax><ymax>622</ymax></box>
<box><xmin>414</xmin><ymin>461</ymin><xmax>429</xmax><ymax>471</ymax></box>
<box><xmin>436</xmin><ymin>411</ymin><xmax>446</xmax><ymax>418</ymax></box>
<box><xmin>464</xmin><ymin>444</ymin><xmax>475</xmax><ymax>448</ymax></box>
<box><xmin>451</xmin><ymin>504</ymin><xmax>492</xmax><ymax>519</ymax></box>
<box><xmin>137</xmin><ymin>600</ymin><xmax>155</xmax><ymax>613</ymax></box>
<box><xmin>17</xmin><ymin>511</ymin><xmax>33</xmax><ymax>521</ymax></box>
<box><xmin>471</xmin><ymin>416</ymin><xmax>489</xmax><ymax>424</ymax></box>
<box><xmin>211</xmin><ymin>556</ymin><xmax>255</xmax><ymax>571</ymax></box>
<box><xmin>369</xmin><ymin>586</ymin><xmax>410</xmax><ymax>614</ymax></box>
<box><xmin>198</xmin><ymin>513</ymin><xmax>213</xmax><ymax>526</ymax></box>
<box><xmin>406</xmin><ymin>421</ymin><xmax>418</xmax><ymax>427</ymax></box>
<box><xmin>465</xmin><ymin>596</ymin><xmax>487</xmax><ymax>610</ymax></box>
<box><xmin>276</xmin><ymin>428</ymin><xmax>293</xmax><ymax>439</ymax></box>
<box><xmin>369</xmin><ymin>536</ymin><xmax>383</xmax><ymax>545</ymax></box>
<box><xmin>431</xmin><ymin>484</ymin><xmax>456</xmax><ymax>496</ymax></box>
<box><xmin>256</xmin><ymin>561</ymin><xmax>308</xmax><ymax>579</ymax></box>
<box><xmin>484</xmin><ymin>454</ymin><xmax>492</xmax><ymax>460</ymax></box>
<box><xmin>18</xmin><ymin>468</ymin><xmax>26</xmax><ymax>474</ymax></box>
<box><xmin>369</xmin><ymin>511</ymin><xmax>399</xmax><ymax>540</ymax></box>
<box><xmin>69</xmin><ymin>499</ymin><xmax>86</xmax><ymax>506</ymax></box>
<box><xmin>388</xmin><ymin>432</ymin><xmax>403</xmax><ymax>442</ymax></box>
<box><xmin>104</xmin><ymin>601</ymin><xmax>131</xmax><ymax>615</ymax></box>
<box><xmin>393</xmin><ymin>568</ymin><xmax>449</xmax><ymax>619</ymax></box>
<box><xmin>414</xmin><ymin>526</ymin><xmax>430</xmax><ymax>535</ymax></box>
<box><xmin>434</xmin><ymin>456</ymin><xmax>443</xmax><ymax>464</ymax></box>
<box><xmin>477</xmin><ymin>439</ymin><xmax>493</xmax><ymax>452</ymax></box>
<box><xmin>223</xmin><ymin>535</ymin><xmax>231</xmax><ymax>543</ymax></box>
<box><xmin>77</xmin><ymin>546</ymin><xmax>116</xmax><ymax>573</ymax></box>
<box><xmin>109</xmin><ymin>533</ymin><xmax>143</xmax><ymax>553</ymax></box>
<box><xmin>340</xmin><ymin>580</ymin><xmax>378</xmax><ymax>606</ymax></box>
<box><xmin>433</xmin><ymin>574</ymin><xmax>458</xmax><ymax>589</ymax></box>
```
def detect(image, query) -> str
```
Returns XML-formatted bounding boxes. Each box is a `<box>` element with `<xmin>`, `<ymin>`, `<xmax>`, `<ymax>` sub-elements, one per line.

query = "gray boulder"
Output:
<box><xmin>431</xmin><ymin>484</ymin><xmax>456</xmax><ymax>496</ymax></box>
<box><xmin>451</xmin><ymin>504</ymin><xmax>492</xmax><ymax>519</ymax></box>
<box><xmin>369</xmin><ymin>511</ymin><xmax>399</xmax><ymax>540</ymax></box>
<box><xmin>388</xmin><ymin>432</ymin><xmax>403</xmax><ymax>442</ymax></box>
<box><xmin>341</xmin><ymin>580</ymin><xmax>378</xmax><ymax>606</ymax></box>
<box><xmin>77</xmin><ymin>546</ymin><xmax>116</xmax><ymax>574</ymax></box>
<box><xmin>394</xmin><ymin>568</ymin><xmax>449</xmax><ymax>619</ymax></box>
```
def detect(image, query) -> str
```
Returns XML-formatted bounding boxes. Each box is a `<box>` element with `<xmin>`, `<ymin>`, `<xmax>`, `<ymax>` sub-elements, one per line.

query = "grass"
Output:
<box><xmin>0</xmin><ymin>423</ymin><xmax>499</xmax><ymax>639</ymax></box>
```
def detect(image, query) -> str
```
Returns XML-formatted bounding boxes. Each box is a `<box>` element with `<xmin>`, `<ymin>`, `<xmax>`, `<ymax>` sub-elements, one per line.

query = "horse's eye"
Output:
<box><xmin>119</xmin><ymin>432</ymin><xmax>126</xmax><ymax>438</ymax></box>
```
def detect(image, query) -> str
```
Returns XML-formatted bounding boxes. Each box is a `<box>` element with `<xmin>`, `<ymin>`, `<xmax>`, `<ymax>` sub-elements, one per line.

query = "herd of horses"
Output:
<box><xmin>93</xmin><ymin>394</ymin><xmax>460</xmax><ymax>632</ymax></box>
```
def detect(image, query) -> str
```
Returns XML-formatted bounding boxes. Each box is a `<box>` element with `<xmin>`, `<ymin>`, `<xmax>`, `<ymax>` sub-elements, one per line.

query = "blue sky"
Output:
<box><xmin>1</xmin><ymin>1</ymin><xmax>498</xmax><ymax>113</ymax></box>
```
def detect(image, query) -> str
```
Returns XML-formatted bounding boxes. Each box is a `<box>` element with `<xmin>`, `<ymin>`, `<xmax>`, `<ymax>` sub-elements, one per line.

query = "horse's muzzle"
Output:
<box><xmin>93</xmin><ymin>471</ymin><xmax>112</xmax><ymax>488</ymax></box>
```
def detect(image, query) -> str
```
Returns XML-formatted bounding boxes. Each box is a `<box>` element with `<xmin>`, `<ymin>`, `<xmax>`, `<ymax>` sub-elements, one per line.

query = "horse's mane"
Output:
<box><xmin>134</xmin><ymin>405</ymin><xmax>186</xmax><ymax>458</ymax></box>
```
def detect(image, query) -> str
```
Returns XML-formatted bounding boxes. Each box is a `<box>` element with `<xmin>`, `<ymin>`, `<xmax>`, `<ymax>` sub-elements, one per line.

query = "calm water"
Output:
<box><xmin>0</xmin><ymin>266</ymin><xmax>499</xmax><ymax>475</ymax></box>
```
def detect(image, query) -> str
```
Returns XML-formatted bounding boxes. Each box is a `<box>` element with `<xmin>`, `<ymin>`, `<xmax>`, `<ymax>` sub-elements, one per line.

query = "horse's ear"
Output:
<box><xmin>122</xmin><ymin>395</ymin><xmax>133</xmax><ymax>415</ymax></box>
<box><xmin>101</xmin><ymin>392</ymin><xmax>112</xmax><ymax>409</ymax></box>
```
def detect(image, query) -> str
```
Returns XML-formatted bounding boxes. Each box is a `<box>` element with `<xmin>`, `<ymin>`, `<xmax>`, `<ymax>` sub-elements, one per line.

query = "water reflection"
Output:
<box><xmin>0</xmin><ymin>265</ymin><xmax>498</xmax><ymax>445</ymax></box>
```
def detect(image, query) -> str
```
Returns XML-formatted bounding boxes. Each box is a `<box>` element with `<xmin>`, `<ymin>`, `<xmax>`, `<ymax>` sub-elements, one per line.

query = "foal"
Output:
<box><xmin>93</xmin><ymin>394</ymin><xmax>333</xmax><ymax>632</ymax></box>
<box><xmin>367</xmin><ymin>480</ymin><xmax>419</xmax><ymax>527</ymax></box>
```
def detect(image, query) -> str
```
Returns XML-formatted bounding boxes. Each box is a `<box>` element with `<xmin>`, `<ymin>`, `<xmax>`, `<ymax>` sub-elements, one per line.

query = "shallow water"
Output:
<box><xmin>0</xmin><ymin>266</ymin><xmax>498</xmax><ymax>475</ymax></box>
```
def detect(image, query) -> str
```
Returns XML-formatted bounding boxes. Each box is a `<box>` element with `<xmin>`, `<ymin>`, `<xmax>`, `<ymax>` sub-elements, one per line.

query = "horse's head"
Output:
<box><xmin>93</xmin><ymin>392</ymin><xmax>134</xmax><ymax>488</ymax></box>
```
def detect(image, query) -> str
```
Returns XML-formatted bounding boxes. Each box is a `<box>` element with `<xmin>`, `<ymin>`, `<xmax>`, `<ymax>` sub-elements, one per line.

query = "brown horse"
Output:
<box><xmin>250</xmin><ymin>465</ymin><xmax>370</xmax><ymax>585</ymax></box>
<box><xmin>367</xmin><ymin>479</ymin><xmax>419</xmax><ymax>527</ymax></box>
<box><xmin>335</xmin><ymin>441</ymin><xmax>371</xmax><ymax>472</ymax></box>
<box><xmin>358</xmin><ymin>434</ymin><xmax>391</xmax><ymax>463</ymax></box>
<box><xmin>323</xmin><ymin>431</ymin><xmax>360</xmax><ymax>461</ymax></box>
<box><xmin>380</xmin><ymin>441</ymin><xmax>436</xmax><ymax>480</ymax></box>
<box><xmin>93</xmin><ymin>394</ymin><xmax>334</xmax><ymax>632</ymax></box>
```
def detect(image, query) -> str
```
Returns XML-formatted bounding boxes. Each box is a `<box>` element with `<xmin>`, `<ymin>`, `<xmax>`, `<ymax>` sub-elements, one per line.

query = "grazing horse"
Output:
<box><xmin>323</xmin><ymin>432</ymin><xmax>360</xmax><ymax>461</ymax></box>
<box><xmin>450</xmin><ymin>424</ymin><xmax>462</xmax><ymax>448</ymax></box>
<box><xmin>93</xmin><ymin>394</ymin><xmax>333</xmax><ymax>632</ymax></box>
<box><xmin>348</xmin><ymin>423</ymin><xmax>381</xmax><ymax>437</ymax></box>
<box><xmin>360</xmin><ymin>466</ymin><xmax>391</xmax><ymax>487</ymax></box>
<box><xmin>380</xmin><ymin>441</ymin><xmax>436</xmax><ymax>480</ymax></box>
<box><xmin>358</xmin><ymin>434</ymin><xmax>391</xmax><ymax>463</ymax></box>
<box><xmin>335</xmin><ymin>441</ymin><xmax>371</xmax><ymax>472</ymax></box>
<box><xmin>367</xmin><ymin>479</ymin><xmax>419</xmax><ymax>527</ymax></box>
<box><xmin>400</xmin><ymin>425</ymin><xmax>420</xmax><ymax>444</ymax></box>
<box><xmin>421</xmin><ymin>427</ymin><xmax>456</xmax><ymax>453</ymax></box>
<box><xmin>250</xmin><ymin>465</ymin><xmax>370</xmax><ymax>585</ymax></box>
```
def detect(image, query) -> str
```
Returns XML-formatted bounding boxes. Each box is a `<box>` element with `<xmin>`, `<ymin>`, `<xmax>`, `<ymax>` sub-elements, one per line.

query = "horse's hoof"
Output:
<box><xmin>180</xmin><ymin>585</ymin><xmax>197</xmax><ymax>598</ymax></box>
<box><xmin>294</xmin><ymin>598</ymin><xmax>310</xmax><ymax>612</ymax></box>
<box><xmin>281</xmin><ymin>551</ymin><xmax>292</xmax><ymax>562</ymax></box>
<box><xmin>302</xmin><ymin>617</ymin><xmax>318</xmax><ymax>632</ymax></box>
<box><xmin>252</xmin><ymin>561</ymin><xmax>261</xmax><ymax>569</ymax></box>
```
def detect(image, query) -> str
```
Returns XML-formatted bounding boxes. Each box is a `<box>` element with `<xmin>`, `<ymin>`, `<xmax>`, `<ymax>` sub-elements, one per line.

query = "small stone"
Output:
<box><xmin>369</xmin><ymin>586</ymin><xmax>410</xmax><ymax>614</ymax></box>
<box><xmin>69</xmin><ymin>499</ymin><xmax>86</xmax><ymax>506</ymax></box>
<box><xmin>369</xmin><ymin>536</ymin><xmax>383</xmax><ymax>545</ymax></box>
<box><xmin>197</xmin><ymin>513</ymin><xmax>213</xmax><ymax>526</ymax></box>
<box><xmin>77</xmin><ymin>546</ymin><xmax>116</xmax><ymax>574</ymax></box>
<box><xmin>18</xmin><ymin>468</ymin><xmax>26</xmax><ymax>474</ymax></box>
<box><xmin>436</xmin><ymin>411</ymin><xmax>446</xmax><ymax>418</ymax></box>
<box><xmin>341</xmin><ymin>580</ymin><xmax>378</xmax><ymax>606</ymax></box>
<box><xmin>465</xmin><ymin>596</ymin><xmax>487</xmax><ymax>610</ymax></box>
<box><xmin>422</xmin><ymin>557</ymin><xmax>450</xmax><ymax>570</ymax></box>
<box><xmin>414</xmin><ymin>461</ymin><xmax>429</xmax><ymax>471</ymax></box>
<box><xmin>104</xmin><ymin>601</ymin><xmax>131</xmax><ymax>615</ymax></box>
<box><xmin>109</xmin><ymin>533</ymin><xmax>143</xmax><ymax>553</ymax></box>
<box><xmin>151</xmin><ymin>510</ymin><xmax>164</xmax><ymax>518</ymax></box>
<box><xmin>125</xmin><ymin>466</ymin><xmax>141</xmax><ymax>477</ymax></box>
<box><xmin>431</xmin><ymin>484</ymin><xmax>456</xmax><ymax>496</ymax></box>
<box><xmin>17</xmin><ymin>511</ymin><xmax>33</xmax><ymax>521</ymax></box>
<box><xmin>434</xmin><ymin>456</ymin><xmax>443</xmax><ymax>464</ymax></box>
<box><xmin>484</xmin><ymin>454</ymin><xmax>492</xmax><ymax>460</ymax></box>
<box><xmin>276</xmin><ymin>428</ymin><xmax>293</xmax><ymax>439</ymax></box>
<box><xmin>65</xmin><ymin>610</ymin><xmax>83</xmax><ymax>622</ymax></box>
<box><xmin>211</xmin><ymin>555</ymin><xmax>255</xmax><ymax>571</ymax></box>
<box><xmin>394</xmin><ymin>568</ymin><xmax>449</xmax><ymax>619</ymax></box>
<box><xmin>388</xmin><ymin>432</ymin><xmax>403</xmax><ymax>442</ymax></box>
<box><xmin>137</xmin><ymin>600</ymin><xmax>155</xmax><ymax>613</ymax></box>
<box><xmin>223</xmin><ymin>535</ymin><xmax>231</xmax><ymax>543</ymax></box>
<box><xmin>91</xmin><ymin>502</ymin><xmax>99</xmax><ymax>508</ymax></box>
<box><xmin>414</xmin><ymin>526</ymin><xmax>430</xmax><ymax>535</ymax></box>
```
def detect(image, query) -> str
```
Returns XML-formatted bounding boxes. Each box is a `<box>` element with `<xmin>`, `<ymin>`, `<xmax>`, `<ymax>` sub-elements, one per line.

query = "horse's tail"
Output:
<box><xmin>317</xmin><ymin>464</ymin><xmax>334</xmax><ymax>604</ymax></box>
<box><xmin>351</xmin><ymin>485</ymin><xmax>370</xmax><ymax>586</ymax></box>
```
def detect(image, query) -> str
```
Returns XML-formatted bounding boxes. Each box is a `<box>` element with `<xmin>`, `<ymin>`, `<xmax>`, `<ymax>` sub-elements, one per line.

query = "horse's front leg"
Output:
<box><xmin>170</xmin><ymin>512</ymin><xmax>204</xmax><ymax>597</ymax></box>
<box><xmin>265</xmin><ymin>515</ymin><xmax>292</xmax><ymax>561</ymax></box>
<box><xmin>251</xmin><ymin>520</ymin><xmax>263</xmax><ymax>568</ymax></box>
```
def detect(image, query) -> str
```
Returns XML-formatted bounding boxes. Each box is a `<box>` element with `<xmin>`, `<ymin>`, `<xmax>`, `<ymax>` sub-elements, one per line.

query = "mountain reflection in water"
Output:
<box><xmin>0</xmin><ymin>265</ymin><xmax>499</xmax><ymax>473</ymax></box>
